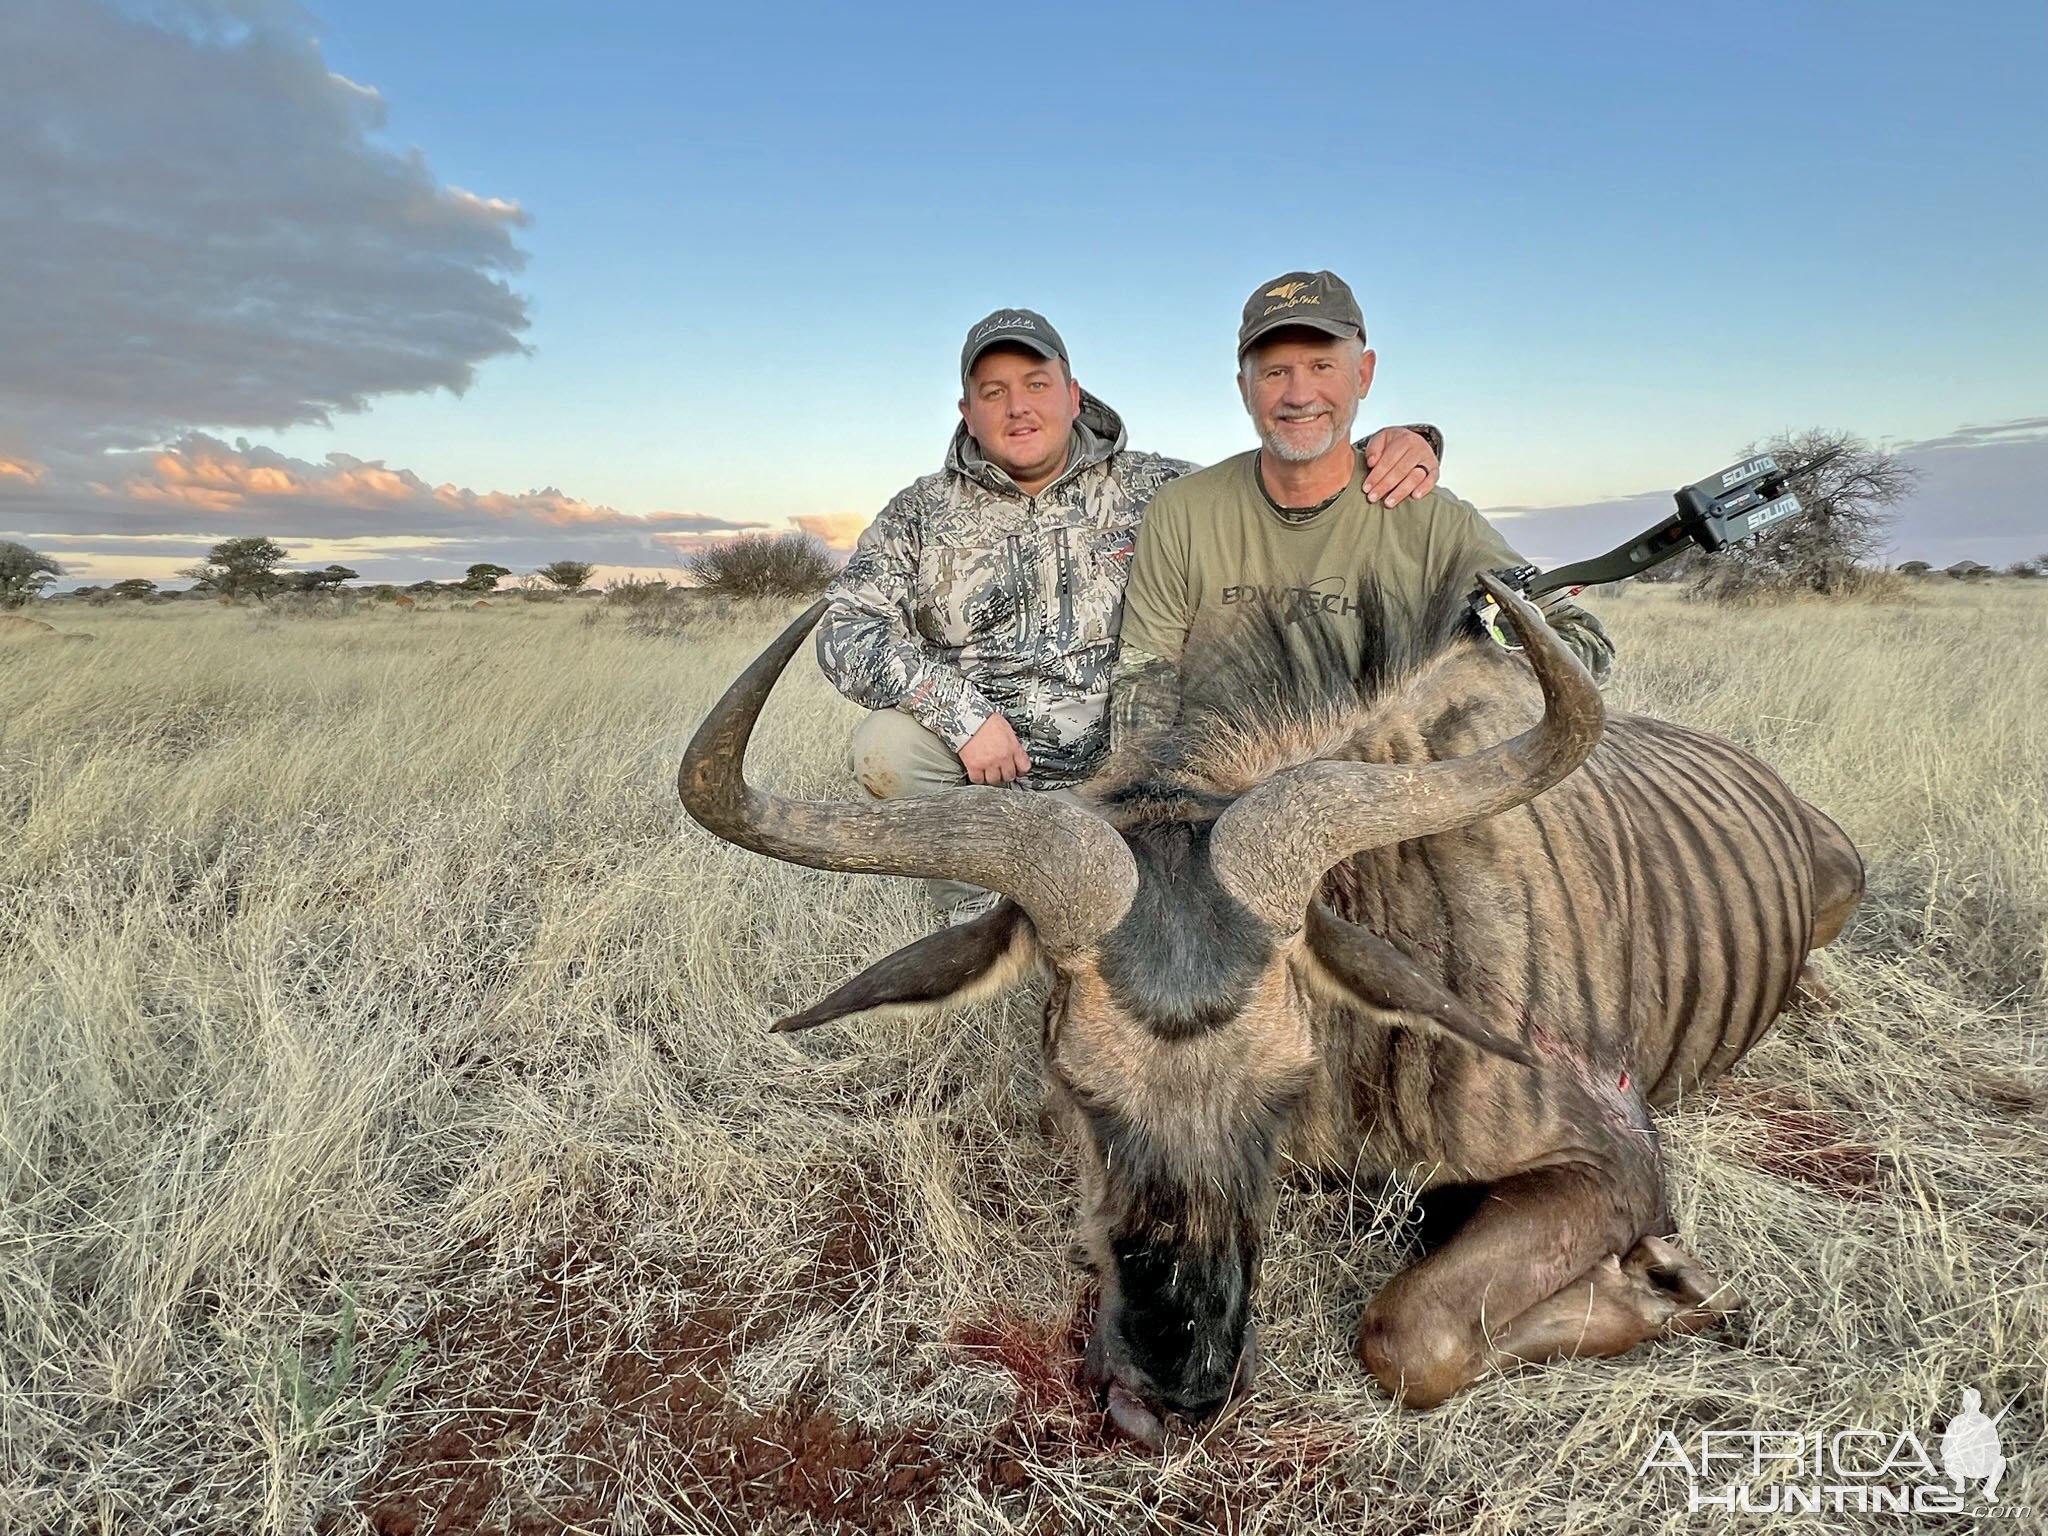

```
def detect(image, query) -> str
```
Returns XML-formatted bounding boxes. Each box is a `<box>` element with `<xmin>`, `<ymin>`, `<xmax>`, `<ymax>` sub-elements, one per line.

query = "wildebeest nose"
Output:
<box><xmin>1101</xmin><ymin>1325</ymin><xmax>1258</xmax><ymax>1448</ymax></box>
<box><xmin>1177</xmin><ymin>1317</ymin><xmax>1260</xmax><ymax>1416</ymax></box>
<box><xmin>1170</xmin><ymin>1388</ymin><xmax>1232</xmax><ymax>1424</ymax></box>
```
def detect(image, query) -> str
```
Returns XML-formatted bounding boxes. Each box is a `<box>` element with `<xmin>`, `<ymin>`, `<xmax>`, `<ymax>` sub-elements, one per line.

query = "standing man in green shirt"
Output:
<box><xmin>1112</xmin><ymin>270</ymin><xmax>1613</xmax><ymax>751</ymax></box>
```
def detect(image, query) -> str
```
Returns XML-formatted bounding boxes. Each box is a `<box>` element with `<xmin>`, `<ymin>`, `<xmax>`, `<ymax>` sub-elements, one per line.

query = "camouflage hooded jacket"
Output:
<box><xmin>816</xmin><ymin>393</ymin><xmax>1196</xmax><ymax>786</ymax></box>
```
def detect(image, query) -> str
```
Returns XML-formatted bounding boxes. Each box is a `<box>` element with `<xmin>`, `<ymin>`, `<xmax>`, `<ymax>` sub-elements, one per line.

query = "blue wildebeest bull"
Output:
<box><xmin>678</xmin><ymin>574</ymin><xmax>1863</xmax><ymax>1445</ymax></box>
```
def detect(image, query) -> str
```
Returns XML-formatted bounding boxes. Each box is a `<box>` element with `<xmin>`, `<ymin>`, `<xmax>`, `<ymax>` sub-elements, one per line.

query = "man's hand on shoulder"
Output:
<box><xmin>1360</xmin><ymin>426</ymin><xmax>1441</xmax><ymax>507</ymax></box>
<box><xmin>959</xmin><ymin>714</ymin><xmax>1032</xmax><ymax>785</ymax></box>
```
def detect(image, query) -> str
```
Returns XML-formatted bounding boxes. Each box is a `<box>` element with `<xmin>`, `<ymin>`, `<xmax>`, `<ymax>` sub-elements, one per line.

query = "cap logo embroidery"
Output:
<box><xmin>1265</xmin><ymin>281</ymin><xmax>1309</xmax><ymax>301</ymax></box>
<box><xmin>975</xmin><ymin>314</ymin><xmax>1036</xmax><ymax>341</ymax></box>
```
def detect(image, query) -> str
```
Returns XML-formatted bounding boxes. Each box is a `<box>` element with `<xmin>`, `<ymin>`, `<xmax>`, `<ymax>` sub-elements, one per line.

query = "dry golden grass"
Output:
<box><xmin>2</xmin><ymin>584</ymin><xmax>2042</xmax><ymax>1534</ymax></box>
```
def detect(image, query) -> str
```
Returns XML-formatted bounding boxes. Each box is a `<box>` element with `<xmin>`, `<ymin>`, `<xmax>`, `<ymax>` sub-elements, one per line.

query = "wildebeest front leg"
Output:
<box><xmin>1357</xmin><ymin>1161</ymin><xmax>1724</xmax><ymax>1409</ymax></box>
<box><xmin>1482</xmin><ymin>1232</ymin><xmax>1744</xmax><ymax>1369</ymax></box>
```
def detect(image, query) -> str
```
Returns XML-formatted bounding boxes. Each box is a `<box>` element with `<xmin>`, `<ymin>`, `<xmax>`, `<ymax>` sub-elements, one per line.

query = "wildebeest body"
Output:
<box><xmin>680</xmin><ymin>575</ymin><xmax>1863</xmax><ymax>1435</ymax></box>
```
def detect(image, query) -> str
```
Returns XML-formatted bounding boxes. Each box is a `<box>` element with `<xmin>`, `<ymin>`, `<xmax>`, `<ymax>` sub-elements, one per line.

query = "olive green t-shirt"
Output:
<box><xmin>1118</xmin><ymin>449</ymin><xmax>1525</xmax><ymax>670</ymax></box>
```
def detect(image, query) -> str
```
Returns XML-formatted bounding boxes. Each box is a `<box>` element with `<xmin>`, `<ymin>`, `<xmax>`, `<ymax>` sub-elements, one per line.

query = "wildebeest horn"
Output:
<box><xmin>1208</xmin><ymin>573</ymin><xmax>1604</xmax><ymax>931</ymax></box>
<box><xmin>678</xmin><ymin>601</ymin><xmax>1138</xmax><ymax>954</ymax></box>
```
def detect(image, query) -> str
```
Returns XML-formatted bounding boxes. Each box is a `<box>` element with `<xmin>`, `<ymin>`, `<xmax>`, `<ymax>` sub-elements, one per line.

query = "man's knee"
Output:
<box><xmin>847</xmin><ymin>710</ymin><xmax>965</xmax><ymax>801</ymax></box>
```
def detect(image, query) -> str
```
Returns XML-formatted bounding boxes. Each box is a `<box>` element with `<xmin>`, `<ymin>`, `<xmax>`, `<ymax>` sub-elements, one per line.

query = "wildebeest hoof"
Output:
<box><xmin>1622</xmin><ymin>1235</ymin><xmax>1745</xmax><ymax>1335</ymax></box>
<box><xmin>1790</xmin><ymin>960</ymin><xmax>1837</xmax><ymax>1011</ymax></box>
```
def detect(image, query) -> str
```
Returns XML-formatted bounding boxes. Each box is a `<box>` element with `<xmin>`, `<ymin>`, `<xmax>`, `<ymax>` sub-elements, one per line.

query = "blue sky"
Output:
<box><xmin>4</xmin><ymin>0</ymin><xmax>2043</xmax><ymax>583</ymax></box>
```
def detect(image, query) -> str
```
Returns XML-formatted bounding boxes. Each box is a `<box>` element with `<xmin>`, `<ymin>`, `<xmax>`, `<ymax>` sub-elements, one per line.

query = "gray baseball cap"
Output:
<box><xmin>960</xmin><ymin>308</ymin><xmax>1069</xmax><ymax>382</ymax></box>
<box><xmin>1237</xmin><ymin>270</ymin><xmax>1366</xmax><ymax>356</ymax></box>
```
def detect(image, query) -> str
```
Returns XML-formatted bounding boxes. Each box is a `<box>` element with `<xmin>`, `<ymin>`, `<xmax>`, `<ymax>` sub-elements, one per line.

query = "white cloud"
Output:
<box><xmin>0</xmin><ymin>0</ymin><xmax>530</xmax><ymax>459</ymax></box>
<box><xmin>0</xmin><ymin>2</ymin><xmax>793</xmax><ymax>584</ymax></box>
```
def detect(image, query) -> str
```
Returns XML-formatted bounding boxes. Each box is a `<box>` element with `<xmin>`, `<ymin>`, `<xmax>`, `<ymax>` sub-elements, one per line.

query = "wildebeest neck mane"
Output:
<box><xmin>1108</xmin><ymin>568</ymin><xmax>1483</xmax><ymax>806</ymax></box>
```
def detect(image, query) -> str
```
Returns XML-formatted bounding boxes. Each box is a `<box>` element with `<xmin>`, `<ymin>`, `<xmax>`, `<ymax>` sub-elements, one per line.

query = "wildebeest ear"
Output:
<box><xmin>772</xmin><ymin>900</ymin><xmax>1041</xmax><ymax>1033</ymax></box>
<box><xmin>1300</xmin><ymin>902</ymin><xmax>1535</xmax><ymax>1068</ymax></box>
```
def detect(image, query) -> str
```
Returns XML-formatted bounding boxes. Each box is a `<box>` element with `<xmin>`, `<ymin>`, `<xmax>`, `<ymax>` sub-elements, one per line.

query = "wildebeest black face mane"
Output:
<box><xmin>1095</xmin><ymin>818</ymin><xmax>1271</xmax><ymax>1039</ymax></box>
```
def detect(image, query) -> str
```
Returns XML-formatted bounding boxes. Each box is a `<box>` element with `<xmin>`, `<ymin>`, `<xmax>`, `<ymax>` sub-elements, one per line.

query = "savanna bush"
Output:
<box><xmin>623</xmin><ymin>589</ymin><xmax>740</xmax><ymax>639</ymax></box>
<box><xmin>683</xmin><ymin>533</ymin><xmax>836</xmax><ymax>598</ymax></box>
<box><xmin>1688</xmin><ymin>561</ymin><xmax>1908</xmax><ymax>607</ymax></box>
<box><xmin>602</xmin><ymin>577</ymin><xmax>672</xmax><ymax>607</ymax></box>
<box><xmin>263</xmin><ymin>590</ymin><xmax>360</xmax><ymax>620</ymax></box>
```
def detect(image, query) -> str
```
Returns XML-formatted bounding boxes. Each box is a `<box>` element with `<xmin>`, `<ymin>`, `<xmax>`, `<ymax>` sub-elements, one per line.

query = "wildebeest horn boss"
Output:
<box><xmin>678</xmin><ymin>573</ymin><xmax>1863</xmax><ymax>1444</ymax></box>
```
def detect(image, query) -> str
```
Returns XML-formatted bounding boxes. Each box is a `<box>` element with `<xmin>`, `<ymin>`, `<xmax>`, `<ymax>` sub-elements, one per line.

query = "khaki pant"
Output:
<box><xmin>847</xmin><ymin>710</ymin><xmax>1080</xmax><ymax>919</ymax></box>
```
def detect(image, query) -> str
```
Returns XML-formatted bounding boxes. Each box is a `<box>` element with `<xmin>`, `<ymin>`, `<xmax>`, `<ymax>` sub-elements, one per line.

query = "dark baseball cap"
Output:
<box><xmin>1237</xmin><ymin>270</ymin><xmax>1366</xmax><ymax>356</ymax></box>
<box><xmin>960</xmin><ymin>308</ymin><xmax>1069</xmax><ymax>382</ymax></box>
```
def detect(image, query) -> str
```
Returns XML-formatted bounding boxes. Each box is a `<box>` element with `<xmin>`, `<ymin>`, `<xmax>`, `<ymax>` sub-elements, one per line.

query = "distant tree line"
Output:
<box><xmin>7</xmin><ymin>530</ymin><xmax>843</xmax><ymax>606</ymax></box>
<box><xmin>6</xmin><ymin>542</ymin><xmax>625</xmax><ymax>604</ymax></box>
<box><xmin>1898</xmin><ymin>555</ymin><xmax>2047</xmax><ymax>580</ymax></box>
<box><xmin>34</xmin><ymin>501</ymin><xmax>2034</xmax><ymax>612</ymax></box>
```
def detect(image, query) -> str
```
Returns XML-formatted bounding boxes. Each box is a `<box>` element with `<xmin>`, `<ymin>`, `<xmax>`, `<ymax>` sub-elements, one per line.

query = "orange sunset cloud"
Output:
<box><xmin>788</xmin><ymin>512</ymin><xmax>871</xmax><ymax>552</ymax></box>
<box><xmin>111</xmin><ymin>440</ymin><xmax>598</xmax><ymax>522</ymax></box>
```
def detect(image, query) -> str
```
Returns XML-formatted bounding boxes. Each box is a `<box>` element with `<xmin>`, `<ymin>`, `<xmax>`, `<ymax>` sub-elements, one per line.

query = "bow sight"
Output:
<box><xmin>1474</xmin><ymin>446</ymin><xmax>1844</xmax><ymax>636</ymax></box>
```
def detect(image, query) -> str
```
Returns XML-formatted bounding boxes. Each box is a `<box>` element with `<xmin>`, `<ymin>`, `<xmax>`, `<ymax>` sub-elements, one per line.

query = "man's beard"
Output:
<box><xmin>1257</xmin><ymin>402</ymin><xmax>1357</xmax><ymax>463</ymax></box>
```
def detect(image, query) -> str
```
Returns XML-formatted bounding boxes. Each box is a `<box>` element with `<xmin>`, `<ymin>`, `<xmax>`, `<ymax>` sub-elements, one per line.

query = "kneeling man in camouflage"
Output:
<box><xmin>815</xmin><ymin>307</ymin><xmax>1446</xmax><ymax>923</ymax></box>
